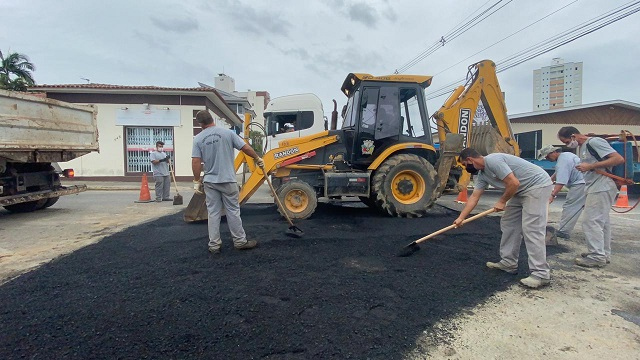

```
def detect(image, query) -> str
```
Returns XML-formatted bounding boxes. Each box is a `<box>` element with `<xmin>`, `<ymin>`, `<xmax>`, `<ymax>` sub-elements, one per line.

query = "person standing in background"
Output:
<box><xmin>150</xmin><ymin>141</ymin><xmax>171</xmax><ymax>202</ymax></box>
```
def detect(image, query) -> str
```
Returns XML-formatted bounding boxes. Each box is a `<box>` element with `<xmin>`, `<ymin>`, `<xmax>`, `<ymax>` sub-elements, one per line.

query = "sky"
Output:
<box><xmin>2</xmin><ymin>0</ymin><xmax>639</xmax><ymax>117</ymax></box>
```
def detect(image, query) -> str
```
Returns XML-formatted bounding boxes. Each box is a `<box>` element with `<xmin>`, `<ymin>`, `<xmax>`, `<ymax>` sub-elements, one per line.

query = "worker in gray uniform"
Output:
<box><xmin>538</xmin><ymin>145</ymin><xmax>586</xmax><ymax>239</ymax></box>
<box><xmin>150</xmin><ymin>141</ymin><xmax>171</xmax><ymax>202</ymax></box>
<box><xmin>557</xmin><ymin>126</ymin><xmax>624</xmax><ymax>267</ymax></box>
<box><xmin>191</xmin><ymin>110</ymin><xmax>264</xmax><ymax>255</ymax></box>
<box><xmin>454</xmin><ymin>148</ymin><xmax>553</xmax><ymax>289</ymax></box>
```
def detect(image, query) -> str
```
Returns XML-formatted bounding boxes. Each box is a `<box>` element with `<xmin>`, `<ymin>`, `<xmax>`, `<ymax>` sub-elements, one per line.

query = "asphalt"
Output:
<box><xmin>0</xmin><ymin>197</ymin><xmax>541</xmax><ymax>359</ymax></box>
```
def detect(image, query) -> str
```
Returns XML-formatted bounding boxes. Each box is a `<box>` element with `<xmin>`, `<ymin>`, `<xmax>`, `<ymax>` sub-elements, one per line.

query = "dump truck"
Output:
<box><xmin>0</xmin><ymin>89</ymin><xmax>98</xmax><ymax>213</ymax></box>
<box><xmin>185</xmin><ymin>60</ymin><xmax>519</xmax><ymax>221</ymax></box>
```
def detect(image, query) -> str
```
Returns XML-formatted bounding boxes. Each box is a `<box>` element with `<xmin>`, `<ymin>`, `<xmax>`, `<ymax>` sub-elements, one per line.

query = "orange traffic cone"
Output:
<box><xmin>613</xmin><ymin>185</ymin><xmax>631</xmax><ymax>208</ymax></box>
<box><xmin>135</xmin><ymin>173</ymin><xmax>152</xmax><ymax>203</ymax></box>
<box><xmin>455</xmin><ymin>187</ymin><xmax>468</xmax><ymax>204</ymax></box>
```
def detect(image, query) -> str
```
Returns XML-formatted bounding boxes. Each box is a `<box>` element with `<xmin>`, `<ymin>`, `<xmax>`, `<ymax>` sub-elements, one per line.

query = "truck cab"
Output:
<box><xmin>264</xmin><ymin>94</ymin><xmax>327</xmax><ymax>152</ymax></box>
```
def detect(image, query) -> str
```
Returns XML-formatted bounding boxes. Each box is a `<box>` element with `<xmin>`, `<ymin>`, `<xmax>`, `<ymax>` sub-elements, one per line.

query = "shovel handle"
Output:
<box><xmin>414</xmin><ymin>208</ymin><xmax>496</xmax><ymax>245</ymax></box>
<box><xmin>260</xmin><ymin>165</ymin><xmax>296</xmax><ymax>227</ymax></box>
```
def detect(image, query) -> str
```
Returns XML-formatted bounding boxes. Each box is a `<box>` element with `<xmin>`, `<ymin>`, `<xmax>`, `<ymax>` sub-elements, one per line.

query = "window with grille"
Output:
<box><xmin>125</xmin><ymin>127</ymin><xmax>174</xmax><ymax>173</ymax></box>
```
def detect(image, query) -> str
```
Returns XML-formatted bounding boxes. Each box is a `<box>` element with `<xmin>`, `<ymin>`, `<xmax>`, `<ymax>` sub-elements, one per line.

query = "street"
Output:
<box><xmin>0</xmin><ymin>187</ymin><xmax>638</xmax><ymax>359</ymax></box>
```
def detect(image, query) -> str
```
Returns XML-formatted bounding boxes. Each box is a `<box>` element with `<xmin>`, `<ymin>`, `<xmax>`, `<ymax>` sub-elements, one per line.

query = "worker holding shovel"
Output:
<box><xmin>538</xmin><ymin>145</ymin><xmax>586</xmax><ymax>241</ymax></box>
<box><xmin>192</xmin><ymin>110</ymin><xmax>264</xmax><ymax>255</ymax></box>
<box><xmin>454</xmin><ymin>148</ymin><xmax>553</xmax><ymax>289</ymax></box>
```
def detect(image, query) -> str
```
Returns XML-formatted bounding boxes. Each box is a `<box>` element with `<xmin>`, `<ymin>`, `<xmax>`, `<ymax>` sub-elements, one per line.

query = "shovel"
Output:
<box><xmin>260</xmin><ymin>165</ymin><xmax>304</xmax><ymax>238</ymax></box>
<box><xmin>397</xmin><ymin>208</ymin><xmax>496</xmax><ymax>257</ymax></box>
<box><xmin>545</xmin><ymin>204</ymin><xmax>584</xmax><ymax>245</ymax></box>
<box><xmin>168</xmin><ymin>160</ymin><xmax>183</xmax><ymax>205</ymax></box>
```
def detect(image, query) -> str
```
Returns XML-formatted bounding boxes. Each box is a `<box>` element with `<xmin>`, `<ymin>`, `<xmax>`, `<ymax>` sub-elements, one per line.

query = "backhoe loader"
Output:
<box><xmin>184</xmin><ymin>60</ymin><xmax>519</xmax><ymax>221</ymax></box>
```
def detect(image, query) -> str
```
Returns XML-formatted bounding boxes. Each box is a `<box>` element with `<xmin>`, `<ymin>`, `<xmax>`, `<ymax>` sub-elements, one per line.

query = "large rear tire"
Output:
<box><xmin>3</xmin><ymin>199</ymin><xmax>48</xmax><ymax>213</ymax></box>
<box><xmin>43</xmin><ymin>197</ymin><xmax>60</xmax><ymax>208</ymax></box>
<box><xmin>276</xmin><ymin>180</ymin><xmax>318</xmax><ymax>220</ymax></box>
<box><xmin>371</xmin><ymin>153</ymin><xmax>438</xmax><ymax>217</ymax></box>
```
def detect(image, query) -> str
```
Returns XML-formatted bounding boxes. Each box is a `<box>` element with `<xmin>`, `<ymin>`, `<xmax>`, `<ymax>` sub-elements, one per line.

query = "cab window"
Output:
<box><xmin>266</xmin><ymin>111</ymin><xmax>314</xmax><ymax>135</ymax></box>
<box><xmin>399</xmin><ymin>88</ymin><xmax>426</xmax><ymax>138</ymax></box>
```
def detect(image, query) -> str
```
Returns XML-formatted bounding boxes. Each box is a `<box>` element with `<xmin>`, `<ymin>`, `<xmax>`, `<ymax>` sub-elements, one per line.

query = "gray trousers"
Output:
<box><xmin>582</xmin><ymin>188</ymin><xmax>617</xmax><ymax>262</ymax></box>
<box><xmin>499</xmin><ymin>185</ymin><xmax>553</xmax><ymax>279</ymax></box>
<box><xmin>154</xmin><ymin>175</ymin><xmax>171</xmax><ymax>200</ymax></box>
<box><xmin>204</xmin><ymin>182</ymin><xmax>247</xmax><ymax>249</ymax></box>
<box><xmin>557</xmin><ymin>183</ymin><xmax>586</xmax><ymax>236</ymax></box>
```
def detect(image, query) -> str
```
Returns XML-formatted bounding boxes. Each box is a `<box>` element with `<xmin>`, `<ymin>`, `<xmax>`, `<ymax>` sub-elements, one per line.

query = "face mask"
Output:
<box><xmin>465</xmin><ymin>163</ymin><xmax>478</xmax><ymax>175</ymax></box>
<box><xmin>157</xmin><ymin>147</ymin><xmax>163</xmax><ymax>152</ymax></box>
<box><xmin>566</xmin><ymin>140</ymin><xmax>578</xmax><ymax>149</ymax></box>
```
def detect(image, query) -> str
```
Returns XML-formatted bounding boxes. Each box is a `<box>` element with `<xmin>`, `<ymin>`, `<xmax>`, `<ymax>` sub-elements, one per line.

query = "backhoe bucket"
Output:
<box><xmin>183</xmin><ymin>192</ymin><xmax>208</xmax><ymax>223</ymax></box>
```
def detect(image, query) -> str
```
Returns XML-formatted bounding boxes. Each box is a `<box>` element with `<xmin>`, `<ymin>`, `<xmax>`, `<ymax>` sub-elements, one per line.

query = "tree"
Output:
<box><xmin>0</xmin><ymin>50</ymin><xmax>36</xmax><ymax>91</ymax></box>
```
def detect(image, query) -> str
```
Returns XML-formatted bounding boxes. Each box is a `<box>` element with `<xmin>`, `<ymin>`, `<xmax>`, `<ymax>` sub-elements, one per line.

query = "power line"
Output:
<box><xmin>395</xmin><ymin>0</ymin><xmax>514</xmax><ymax>74</ymax></box>
<box><xmin>425</xmin><ymin>1</ymin><xmax>640</xmax><ymax>101</ymax></box>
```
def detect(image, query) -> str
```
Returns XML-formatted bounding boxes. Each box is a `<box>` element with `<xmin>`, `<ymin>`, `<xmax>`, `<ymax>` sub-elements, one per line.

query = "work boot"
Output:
<box><xmin>208</xmin><ymin>247</ymin><xmax>221</xmax><ymax>255</ymax></box>
<box><xmin>580</xmin><ymin>252</ymin><xmax>610</xmax><ymax>264</ymax></box>
<box><xmin>575</xmin><ymin>257</ymin><xmax>607</xmax><ymax>268</ymax></box>
<box><xmin>235</xmin><ymin>240</ymin><xmax>258</xmax><ymax>250</ymax></box>
<box><xmin>155</xmin><ymin>198</ymin><xmax>162</xmax><ymax>202</ymax></box>
<box><xmin>520</xmin><ymin>275</ymin><xmax>551</xmax><ymax>289</ymax></box>
<box><xmin>486</xmin><ymin>261</ymin><xmax>517</xmax><ymax>274</ymax></box>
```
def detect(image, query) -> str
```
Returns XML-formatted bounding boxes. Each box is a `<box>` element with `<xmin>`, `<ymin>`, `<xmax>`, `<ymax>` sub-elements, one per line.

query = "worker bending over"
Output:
<box><xmin>557</xmin><ymin>126</ymin><xmax>624</xmax><ymax>267</ymax></box>
<box><xmin>454</xmin><ymin>148</ymin><xmax>553</xmax><ymax>289</ymax></box>
<box><xmin>538</xmin><ymin>144</ymin><xmax>586</xmax><ymax>240</ymax></box>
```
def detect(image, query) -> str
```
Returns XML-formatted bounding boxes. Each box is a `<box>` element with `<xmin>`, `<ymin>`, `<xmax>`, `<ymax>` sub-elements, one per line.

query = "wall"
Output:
<box><xmin>59</xmin><ymin>103</ymin><xmax>212</xmax><ymax>179</ymax></box>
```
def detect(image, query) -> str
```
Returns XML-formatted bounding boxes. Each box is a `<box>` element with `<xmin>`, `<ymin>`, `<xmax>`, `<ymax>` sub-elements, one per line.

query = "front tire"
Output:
<box><xmin>276</xmin><ymin>180</ymin><xmax>318</xmax><ymax>220</ymax></box>
<box><xmin>371</xmin><ymin>153</ymin><xmax>438</xmax><ymax>217</ymax></box>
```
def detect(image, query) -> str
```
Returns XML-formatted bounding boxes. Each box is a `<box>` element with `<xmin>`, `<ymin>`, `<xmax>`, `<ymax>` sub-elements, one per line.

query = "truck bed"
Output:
<box><xmin>0</xmin><ymin>89</ymin><xmax>98</xmax><ymax>163</ymax></box>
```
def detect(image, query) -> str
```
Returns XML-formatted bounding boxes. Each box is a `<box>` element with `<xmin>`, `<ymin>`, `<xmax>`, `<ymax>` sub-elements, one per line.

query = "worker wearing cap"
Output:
<box><xmin>538</xmin><ymin>145</ymin><xmax>586</xmax><ymax>240</ymax></box>
<box><xmin>454</xmin><ymin>148</ymin><xmax>553</xmax><ymax>289</ymax></box>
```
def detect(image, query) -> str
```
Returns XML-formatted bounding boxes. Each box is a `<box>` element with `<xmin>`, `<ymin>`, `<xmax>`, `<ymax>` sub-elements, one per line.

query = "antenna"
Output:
<box><xmin>80</xmin><ymin>77</ymin><xmax>90</xmax><ymax>83</ymax></box>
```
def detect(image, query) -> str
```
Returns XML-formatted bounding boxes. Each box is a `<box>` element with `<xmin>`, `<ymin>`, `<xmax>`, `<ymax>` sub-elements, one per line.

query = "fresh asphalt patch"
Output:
<box><xmin>0</xmin><ymin>203</ymin><xmax>548</xmax><ymax>359</ymax></box>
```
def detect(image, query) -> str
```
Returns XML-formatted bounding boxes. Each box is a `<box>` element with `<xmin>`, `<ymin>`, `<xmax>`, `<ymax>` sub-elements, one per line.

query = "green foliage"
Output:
<box><xmin>0</xmin><ymin>50</ymin><xmax>36</xmax><ymax>91</ymax></box>
<box><xmin>249</xmin><ymin>130</ymin><xmax>265</xmax><ymax>156</ymax></box>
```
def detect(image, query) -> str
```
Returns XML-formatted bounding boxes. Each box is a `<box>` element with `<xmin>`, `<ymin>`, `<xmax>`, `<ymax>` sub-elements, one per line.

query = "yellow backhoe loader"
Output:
<box><xmin>184</xmin><ymin>60</ymin><xmax>518</xmax><ymax>222</ymax></box>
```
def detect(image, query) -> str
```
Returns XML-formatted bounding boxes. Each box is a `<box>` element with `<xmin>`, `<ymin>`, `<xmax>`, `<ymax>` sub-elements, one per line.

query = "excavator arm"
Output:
<box><xmin>432</xmin><ymin>60</ymin><xmax>520</xmax><ymax>189</ymax></box>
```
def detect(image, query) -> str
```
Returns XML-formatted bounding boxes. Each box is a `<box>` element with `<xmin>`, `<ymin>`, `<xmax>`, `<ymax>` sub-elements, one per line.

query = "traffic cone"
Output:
<box><xmin>455</xmin><ymin>187</ymin><xmax>468</xmax><ymax>204</ymax></box>
<box><xmin>613</xmin><ymin>185</ymin><xmax>631</xmax><ymax>208</ymax></box>
<box><xmin>135</xmin><ymin>173</ymin><xmax>152</xmax><ymax>203</ymax></box>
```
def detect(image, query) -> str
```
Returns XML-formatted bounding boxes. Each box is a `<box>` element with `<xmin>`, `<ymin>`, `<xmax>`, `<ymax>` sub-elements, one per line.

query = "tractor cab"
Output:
<box><xmin>340</xmin><ymin>73</ymin><xmax>434</xmax><ymax>168</ymax></box>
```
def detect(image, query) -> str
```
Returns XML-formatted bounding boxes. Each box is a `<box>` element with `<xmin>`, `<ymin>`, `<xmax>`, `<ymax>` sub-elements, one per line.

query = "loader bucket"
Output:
<box><xmin>183</xmin><ymin>192</ymin><xmax>208</xmax><ymax>222</ymax></box>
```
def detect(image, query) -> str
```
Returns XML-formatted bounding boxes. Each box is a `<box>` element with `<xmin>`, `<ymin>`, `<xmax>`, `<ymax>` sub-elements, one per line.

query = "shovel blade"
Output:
<box><xmin>545</xmin><ymin>225</ymin><xmax>558</xmax><ymax>246</ymax></box>
<box><xmin>173</xmin><ymin>194</ymin><xmax>184</xmax><ymax>206</ymax></box>
<box><xmin>183</xmin><ymin>192</ymin><xmax>208</xmax><ymax>222</ymax></box>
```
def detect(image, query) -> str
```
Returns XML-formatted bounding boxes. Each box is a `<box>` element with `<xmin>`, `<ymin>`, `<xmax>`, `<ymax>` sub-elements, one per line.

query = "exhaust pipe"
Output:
<box><xmin>330</xmin><ymin>99</ymin><xmax>338</xmax><ymax>130</ymax></box>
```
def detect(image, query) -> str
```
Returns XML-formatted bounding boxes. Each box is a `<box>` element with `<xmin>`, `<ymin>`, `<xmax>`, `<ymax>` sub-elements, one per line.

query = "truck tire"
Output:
<box><xmin>3</xmin><ymin>199</ymin><xmax>48</xmax><ymax>213</ymax></box>
<box><xmin>276</xmin><ymin>180</ymin><xmax>318</xmax><ymax>220</ymax></box>
<box><xmin>371</xmin><ymin>153</ymin><xmax>438</xmax><ymax>218</ymax></box>
<box><xmin>43</xmin><ymin>197</ymin><xmax>60</xmax><ymax>208</ymax></box>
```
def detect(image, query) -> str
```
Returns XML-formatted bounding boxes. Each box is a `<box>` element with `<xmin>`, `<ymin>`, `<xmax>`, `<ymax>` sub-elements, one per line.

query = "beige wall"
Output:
<box><xmin>59</xmin><ymin>103</ymin><xmax>229</xmax><ymax>178</ymax></box>
<box><xmin>512</xmin><ymin>123</ymin><xmax>640</xmax><ymax>146</ymax></box>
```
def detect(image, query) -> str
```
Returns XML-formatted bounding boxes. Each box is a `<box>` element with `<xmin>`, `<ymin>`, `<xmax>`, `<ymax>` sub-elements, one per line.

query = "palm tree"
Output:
<box><xmin>0</xmin><ymin>50</ymin><xmax>36</xmax><ymax>91</ymax></box>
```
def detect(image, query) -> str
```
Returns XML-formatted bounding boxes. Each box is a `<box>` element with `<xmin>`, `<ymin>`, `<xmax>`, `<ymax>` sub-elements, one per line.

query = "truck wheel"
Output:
<box><xmin>4</xmin><ymin>199</ymin><xmax>48</xmax><ymax>213</ymax></box>
<box><xmin>371</xmin><ymin>153</ymin><xmax>438</xmax><ymax>217</ymax></box>
<box><xmin>276</xmin><ymin>180</ymin><xmax>318</xmax><ymax>220</ymax></box>
<box><xmin>43</xmin><ymin>197</ymin><xmax>60</xmax><ymax>208</ymax></box>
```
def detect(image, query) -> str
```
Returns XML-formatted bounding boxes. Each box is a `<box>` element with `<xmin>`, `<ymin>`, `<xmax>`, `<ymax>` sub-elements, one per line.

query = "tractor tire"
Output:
<box><xmin>276</xmin><ymin>180</ymin><xmax>318</xmax><ymax>220</ymax></box>
<box><xmin>371</xmin><ymin>153</ymin><xmax>439</xmax><ymax>218</ymax></box>
<box><xmin>4</xmin><ymin>199</ymin><xmax>48</xmax><ymax>213</ymax></box>
<box><xmin>43</xmin><ymin>197</ymin><xmax>60</xmax><ymax>208</ymax></box>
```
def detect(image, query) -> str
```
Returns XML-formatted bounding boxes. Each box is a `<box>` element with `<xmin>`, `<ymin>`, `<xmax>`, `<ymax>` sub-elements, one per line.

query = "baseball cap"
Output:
<box><xmin>537</xmin><ymin>145</ymin><xmax>560</xmax><ymax>161</ymax></box>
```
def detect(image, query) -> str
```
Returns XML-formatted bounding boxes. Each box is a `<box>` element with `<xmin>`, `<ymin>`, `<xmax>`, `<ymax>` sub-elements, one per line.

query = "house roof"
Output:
<box><xmin>30</xmin><ymin>83</ymin><xmax>243</xmax><ymax>126</ymax></box>
<box><xmin>509</xmin><ymin>100</ymin><xmax>640</xmax><ymax>126</ymax></box>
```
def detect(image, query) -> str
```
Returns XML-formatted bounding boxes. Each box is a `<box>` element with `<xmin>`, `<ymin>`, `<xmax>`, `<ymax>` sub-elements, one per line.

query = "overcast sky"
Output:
<box><xmin>2</xmin><ymin>0</ymin><xmax>639</xmax><ymax>117</ymax></box>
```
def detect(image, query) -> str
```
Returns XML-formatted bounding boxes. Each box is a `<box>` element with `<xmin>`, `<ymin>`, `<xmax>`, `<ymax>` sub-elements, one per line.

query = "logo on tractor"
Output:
<box><xmin>361</xmin><ymin>140</ymin><xmax>375</xmax><ymax>155</ymax></box>
<box><xmin>274</xmin><ymin>147</ymin><xmax>300</xmax><ymax>159</ymax></box>
<box><xmin>459</xmin><ymin>108</ymin><xmax>471</xmax><ymax>148</ymax></box>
